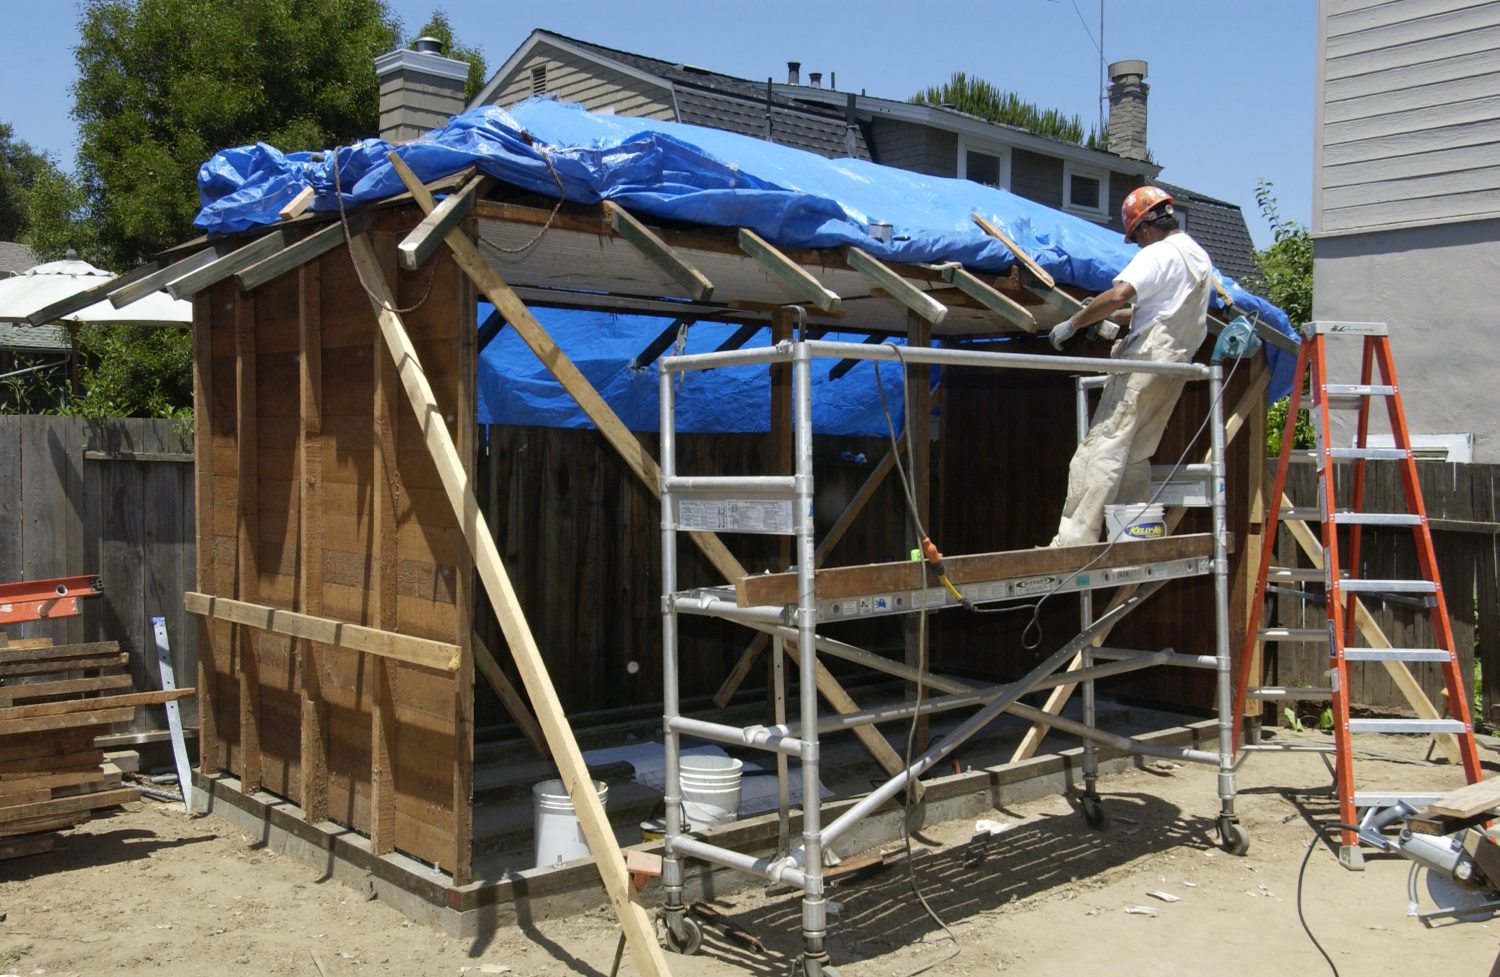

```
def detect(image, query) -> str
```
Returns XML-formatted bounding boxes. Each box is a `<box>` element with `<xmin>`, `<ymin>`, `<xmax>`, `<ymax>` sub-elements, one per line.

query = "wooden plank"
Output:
<box><xmin>0</xmin><ymin>787</ymin><xmax>137</xmax><ymax>823</ymax></box>
<box><xmin>236</xmin><ymin>213</ymin><xmax>371</xmax><ymax>292</ymax></box>
<box><xmin>346</xmin><ymin>230</ymin><xmax>672</xmax><ymax>977</ymax></box>
<box><xmin>22</xmin><ymin>257</ymin><xmax>165</xmax><ymax>323</ymax></box>
<box><xmin>388</xmin><ymin>154</ymin><xmax>913</xmax><ymax>791</ymax></box>
<box><xmin>399</xmin><ymin>174</ymin><xmax>489</xmax><ymax>271</ymax></box>
<box><xmin>0</xmin><ymin>638</ymin><xmax>54</xmax><ymax>650</ymax></box>
<box><xmin>0</xmin><ymin>641</ymin><xmax>120</xmax><ymax>664</ymax></box>
<box><xmin>452</xmin><ymin>249</ymin><xmax>476</xmax><ymax>887</ymax></box>
<box><xmin>738</xmin><ymin>534</ymin><xmax>1214</xmax><ymax>607</ymax></box>
<box><xmin>1427</xmin><ymin>776</ymin><xmax>1500</xmax><ymax>819</ymax></box>
<box><xmin>183</xmin><ymin>593</ymin><xmax>460</xmax><ymax>671</ymax></box>
<box><xmin>0</xmin><ymin>688</ymin><xmax>193</xmax><ymax>721</ymax></box>
<box><xmin>603</xmin><ymin>201</ymin><xmax>713</xmax><ymax>301</ymax></box>
<box><xmin>905</xmin><ymin>310</ymin><xmax>933</xmax><ymax>750</ymax></box>
<box><xmin>0</xmin><ymin>654</ymin><xmax>127</xmax><ymax>678</ymax></box>
<box><xmin>235</xmin><ymin>292</ymin><xmax>263</xmax><ymax>793</ymax></box>
<box><xmin>0</xmin><ymin>674</ymin><xmax>133</xmax><ymax>704</ymax></box>
<box><xmin>297</xmin><ymin>260</ymin><xmax>329</xmax><ymax>824</ymax></box>
<box><xmin>938</xmin><ymin>264</ymin><xmax>1036</xmax><ymax>332</ymax></box>
<box><xmin>167</xmin><ymin>228</ymin><xmax>295</xmax><ymax>299</ymax></box>
<box><xmin>370</xmin><ymin>237</ymin><xmax>400</xmax><ymax>857</ymax></box>
<box><xmin>193</xmin><ymin>293</ymin><xmax>223</xmax><ymax>773</ymax></box>
<box><xmin>0</xmin><ymin>419</ymin><xmax>22</xmax><ymax>606</ymax></box>
<box><xmin>106</xmin><ymin>248</ymin><xmax>220</xmax><ymax>309</ymax></box>
<box><xmin>0</xmin><ymin>833</ymin><xmax>58</xmax><ymax>860</ymax></box>
<box><xmin>0</xmin><ymin>707</ymin><xmax>135</xmax><ymax>735</ymax></box>
<box><xmin>847</xmin><ymin>247</ymin><xmax>947</xmax><ymax>324</ymax></box>
<box><xmin>472</xmin><ymin>635</ymin><xmax>548</xmax><ymax>758</ymax></box>
<box><xmin>972</xmin><ymin>212</ymin><xmax>1055</xmax><ymax>289</ymax></box>
<box><xmin>279</xmin><ymin>185</ymin><xmax>315</xmax><ymax>221</ymax></box>
<box><xmin>737</xmin><ymin>228</ymin><xmax>841</xmax><ymax>312</ymax></box>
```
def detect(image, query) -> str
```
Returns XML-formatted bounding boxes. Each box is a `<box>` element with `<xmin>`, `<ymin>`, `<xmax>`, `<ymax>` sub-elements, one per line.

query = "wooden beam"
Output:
<box><xmin>0</xmin><ymin>654</ymin><xmax>126</xmax><ymax>679</ymax></box>
<box><xmin>297</xmin><ymin>259</ymin><xmax>329</xmax><ymax>824</ymax></box>
<box><xmin>25</xmin><ymin>258</ymin><xmax>164</xmax><ymax>324</ymax></box>
<box><xmin>183</xmin><ymin>593</ymin><xmax>461</xmax><ymax>672</ymax></box>
<box><xmin>399</xmin><ymin>174</ymin><xmax>490</xmax><ymax>271</ymax></box>
<box><xmin>388</xmin><ymin>153</ymin><xmax>914</xmax><ymax>797</ymax></box>
<box><xmin>371</xmin><ymin>236</ymin><xmax>400</xmax><ymax>857</ymax></box>
<box><xmin>453</xmin><ymin>238</ymin><xmax>477</xmax><ymax>887</ymax></box>
<box><xmin>938</xmin><ymin>264</ymin><xmax>1036</xmax><ymax>332</ymax></box>
<box><xmin>905</xmin><ymin>309</ymin><xmax>933</xmax><ymax>750</ymax></box>
<box><xmin>0</xmin><ymin>788</ymin><xmax>137</xmax><ymax>822</ymax></box>
<box><xmin>0</xmin><ymin>707</ymin><xmax>136</xmax><ymax>735</ymax></box>
<box><xmin>628</xmin><ymin>317</ymin><xmax>692</xmax><ymax>371</ymax></box>
<box><xmin>235</xmin><ymin>291</ymin><xmax>263</xmax><ymax>794</ymax></box>
<box><xmin>0</xmin><ymin>674</ymin><xmax>133</xmax><ymax>705</ymax></box>
<box><xmin>473</xmin><ymin>636</ymin><xmax>549</xmax><ymax>759</ymax></box>
<box><xmin>737</xmin><ymin>228</ymin><xmax>841</xmax><ymax>312</ymax></box>
<box><xmin>167</xmin><ymin>228</ymin><xmax>295</xmax><ymax>299</ymax></box>
<box><xmin>107</xmin><ymin>248</ymin><xmax>225</xmax><ymax>309</ymax></box>
<box><xmin>192</xmin><ymin>293</ymin><xmax>224</xmax><ymax>774</ymax></box>
<box><xmin>0</xmin><ymin>641</ymin><xmax>119</xmax><ymax>664</ymax></box>
<box><xmin>0</xmin><ymin>689</ymin><xmax>193</xmax><ymax>722</ymax></box>
<box><xmin>846</xmin><ymin>247</ymin><xmax>947</xmax><ymax>324</ymax></box>
<box><xmin>279</xmin><ymin>185</ymin><xmax>315</xmax><ymax>221</ymax></box>
<box><xmin>345</xmin><ymin>230</ymin><xmax>673</xmax><ymax>977</ymax></box>
<box><xmin>604</xmin><ymin>200</ymin><xmax>714</xmax><ymax>301</ymax></box>
<box><xmin>235</xmin><ymin>212</ymin><xmax>371</xmax><ymax>292</ymax></box>
<box><xmin>972</xmin><ymin>212</ymin><xmax>1055</xmax><ymax>289</ymax></box>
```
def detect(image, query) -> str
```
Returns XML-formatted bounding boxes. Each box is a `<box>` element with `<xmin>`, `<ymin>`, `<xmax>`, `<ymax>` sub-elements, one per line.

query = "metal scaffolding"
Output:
<box><xmin>657</xmin><ymin>339</ymin><xmax>1243</xmax><ymax>975</ymax></box>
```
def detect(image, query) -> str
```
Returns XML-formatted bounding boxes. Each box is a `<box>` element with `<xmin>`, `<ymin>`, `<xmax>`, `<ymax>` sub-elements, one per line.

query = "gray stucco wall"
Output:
<box><xmin>1312</xmin><ymin>217</ymin><xmax>1500</xmax><ymax>461</ymax></box>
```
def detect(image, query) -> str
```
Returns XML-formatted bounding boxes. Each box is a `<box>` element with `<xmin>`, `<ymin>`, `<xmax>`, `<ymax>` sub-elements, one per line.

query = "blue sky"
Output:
<box><xmin>0</xmin><ymin>0</ymin><xmax>1314</xmax><ymax>248</ymax></box>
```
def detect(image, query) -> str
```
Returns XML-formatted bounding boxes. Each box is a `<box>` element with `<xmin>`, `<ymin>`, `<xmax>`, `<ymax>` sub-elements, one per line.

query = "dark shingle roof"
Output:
<box><xmin>1155</xmin><ymin>182</ymin><xmax>1259</xmax><ymax>288</ymax></box>
<box><xmin>537</xmin><ymin>30</ymin><xmax>870</xmax><ymax>160</ymax></box>
<box><xmin>0</xmin><ymin>241</ymin><xmax>38</xmax><ymax>277</ymax></box>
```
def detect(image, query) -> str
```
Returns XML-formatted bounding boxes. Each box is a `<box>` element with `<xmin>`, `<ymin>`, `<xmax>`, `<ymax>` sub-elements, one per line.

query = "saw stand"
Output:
<box><xmin>656</xmin><ymin>339</ymin><xmax>1243</xmax><ymax>975</ymax></box>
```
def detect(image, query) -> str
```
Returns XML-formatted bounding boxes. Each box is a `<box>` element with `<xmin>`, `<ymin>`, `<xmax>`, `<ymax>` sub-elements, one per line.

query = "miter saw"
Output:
<box><xmin>1359</xmin><ymin>800</ymin><xmax>1500</xmax><ymax>925</ymax></box>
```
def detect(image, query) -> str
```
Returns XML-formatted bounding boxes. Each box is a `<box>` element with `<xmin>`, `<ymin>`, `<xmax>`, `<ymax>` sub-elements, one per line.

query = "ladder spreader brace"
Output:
<box><xmin>0</xmin><ymin>574</ymin><xmax>105</xmax><ymax>627</ymax></box>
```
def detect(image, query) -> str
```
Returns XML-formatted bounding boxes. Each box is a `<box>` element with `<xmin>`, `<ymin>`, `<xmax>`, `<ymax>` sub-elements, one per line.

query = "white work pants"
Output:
<box><xmin>1050</xmin><ymin>367</ymin><xmax>1185</xmax><ymax>547</ymax></box>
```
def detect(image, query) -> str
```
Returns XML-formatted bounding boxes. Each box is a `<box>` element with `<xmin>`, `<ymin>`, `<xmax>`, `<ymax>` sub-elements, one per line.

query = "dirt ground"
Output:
<box><xmin>2</xmin><ymin>730</ymin><xmax>1496</xmax><ymax>977</ymax></box>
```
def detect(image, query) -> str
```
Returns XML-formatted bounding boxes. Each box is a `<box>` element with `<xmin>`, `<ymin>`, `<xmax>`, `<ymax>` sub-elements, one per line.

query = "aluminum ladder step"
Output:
<box><xmin>1239</xmin><ymin>742</ymin><xmax>1335</xmax><ymax>754</ymax></box>
<box><xmin>1258</xmin><ymin>627</ymin><xmax>1327</xmax><ymax>642</ymax></box>
<box><xmin>1347</xmin><ymin>718</ymin><xmax>1467</xmax><ymax>735</ymax></box>
<box><xmin>1278</xmin><ymin>508</ymin><xmax>1424</xmax><ymax>526</ymax></box>
<box><xmin>1343</xmin><ymin>648</ymin><xmax>1452</xmax><ymax>663</ymax></box>
<box><xmin>1353</xmin><ymin>790</ymin><xmax>1444</xmax><ymax>809</ymax></box>
<box><xmin>1324</xmin><ymin>383</ymin><xmax>1396</xmax><ymax>398</ymax></box>
<box><xmin>1247</xmin><ymin>686</ymin><xmax>1332</xmax><ymax>700</ymax></box>
<box><xmin>1336</xmin><ymin>579</ymin><xmax>1436</xmax><ymax>594</ymax></box>
<box><xmin>1269</xmin><ymin>567</ymin><xmax>1328</xmax><ymax>582</ymax></box>
<box><xmin>1286</xmin><ymin>447</ymin><xmax>1411</xmax><ymax>463</ymax></box>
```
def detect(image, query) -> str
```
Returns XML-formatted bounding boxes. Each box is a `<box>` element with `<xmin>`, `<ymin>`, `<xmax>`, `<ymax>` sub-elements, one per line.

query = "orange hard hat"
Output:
<box><xmin>1121</xmin><ymin>185</ymin><xmax>1174</xmax><ymax>243</ymax></box>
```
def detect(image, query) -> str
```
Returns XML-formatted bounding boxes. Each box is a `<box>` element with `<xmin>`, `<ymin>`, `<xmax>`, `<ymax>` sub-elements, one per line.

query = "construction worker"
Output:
<box><xmin>1046</xmin><ymin>185</ymin><xmax>1212</xmax><ymax>547</ymax></box>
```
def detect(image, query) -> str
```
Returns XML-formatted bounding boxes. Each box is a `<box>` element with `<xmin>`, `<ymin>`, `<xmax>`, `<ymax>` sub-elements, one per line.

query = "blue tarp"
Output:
<box><xmin>195</xmin><ymin>98</ymin><xmax>1297</xmax><ymax>427</ymax></box>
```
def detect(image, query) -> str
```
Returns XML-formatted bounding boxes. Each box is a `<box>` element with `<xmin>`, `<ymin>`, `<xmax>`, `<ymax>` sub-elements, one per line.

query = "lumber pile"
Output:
<box><xmin>0</xmin><ymin>638</ymin><xmax>192</xmax><ymax>858</ymax></box>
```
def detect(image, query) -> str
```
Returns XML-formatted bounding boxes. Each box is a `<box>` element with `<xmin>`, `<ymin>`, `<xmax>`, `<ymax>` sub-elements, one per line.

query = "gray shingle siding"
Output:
<box><xmin>1155</xmin><ymin>181</ymin><xmax>1259</xmax><ymax>287</ymax></box>
<box><xmin>868</xmin><ymin>118</ymin><xmax>955</xmax><ymax>176</ymax></box>
<box><xmin>0</xmin><ymin>241</ymin><xmax>38</xmax><ymax>277</ymax></box>
<box><xmin>676</xmin><ymin>90</ymin><xmax>869</xmax><ymax>160</ymax></box>
<box><xmin>1011</xmin><ymin>150</ymin><xmax>1064</xmax><ymax>209</ymax></box>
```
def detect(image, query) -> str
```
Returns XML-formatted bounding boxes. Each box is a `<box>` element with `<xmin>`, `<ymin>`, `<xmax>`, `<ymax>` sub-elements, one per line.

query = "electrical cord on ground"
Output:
<box><xmin>1297</xmin><ymin>820</ymin><xmax>1365</xmax><ymax>977</ymax></box>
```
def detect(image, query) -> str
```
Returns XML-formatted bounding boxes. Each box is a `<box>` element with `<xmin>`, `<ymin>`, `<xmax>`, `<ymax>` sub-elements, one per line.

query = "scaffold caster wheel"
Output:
<box><xmin>1081</xmin><ymin>793</ymin><xmax>1109</xmax><ymax>830</ymax></box>
<box><xmin>798</xmin><ymin>955</ymin><xmax>840</xmax><ymax>977</ymax></box>
<box><xmin>1218</xmin><ymin>817</ymin><xmax>1250</xmax><ymax>856</ymax></box>
<box><xmin>663</xmin><ymin>912</ymin><xmax>703</xmax><ymax>955</ymax></box>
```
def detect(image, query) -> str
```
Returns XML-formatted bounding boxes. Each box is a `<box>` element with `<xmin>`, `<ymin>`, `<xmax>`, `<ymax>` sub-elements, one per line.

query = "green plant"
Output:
<box><xmin>1282</xmin><ymin>706</ymin><xmax>1305</xmax><ymax>733</ymax></box>
<box><xmin>911</xmin><ymin>72</ymin><xmax>1102</xmax><ymax>148</ymax></box>
<box><xmin>1266</xmin><ymin>389</ymin><xmax>1315</xmax><ymax>457</ymax></box>
<box><xmin>1319</xmin><ymin>706</ymin><xmax>1334</xmax><ymax>731</ymax></box>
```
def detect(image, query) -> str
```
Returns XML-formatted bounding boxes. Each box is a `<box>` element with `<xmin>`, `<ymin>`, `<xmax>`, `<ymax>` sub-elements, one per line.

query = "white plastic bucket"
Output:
<box><xmin>679</xmin><ymin>755</ymin><xmax>743</xmax><ymax>830</ymax></box>
<box><xmin>533</xmin><ymin>778</ymin><xmax>608</xmax><ymax>868</ymax></box>
<box><xmin>1104</xmin><ymin>502</ymin><xmax>1167</xmax><ymax>542</ymax></box>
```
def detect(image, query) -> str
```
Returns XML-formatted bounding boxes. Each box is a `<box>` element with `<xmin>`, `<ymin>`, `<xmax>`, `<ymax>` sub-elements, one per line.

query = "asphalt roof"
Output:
<box><xmin>535</xmin><ymin>30</ymin><xmax>870</xmax><ymax>160</ymax></box>
<box><xmin>0</xmin><ymin>241</ymin><xmax>39</xmax><ymax>277</ymax></box>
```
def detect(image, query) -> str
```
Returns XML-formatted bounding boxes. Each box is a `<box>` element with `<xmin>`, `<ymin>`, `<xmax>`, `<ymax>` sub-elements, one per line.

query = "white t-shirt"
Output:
<box><xmin>1114</xmin><ymin>232</ymin><xmax>1212</xmax><ymax>359</ymax></box>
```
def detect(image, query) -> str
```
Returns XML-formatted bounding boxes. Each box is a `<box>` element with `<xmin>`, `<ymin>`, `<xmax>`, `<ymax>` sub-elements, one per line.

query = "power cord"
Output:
<box><xmin>1297</xmin><ymin>821</ymin><xmax>1365</xmax><ymax>977</ymax></box>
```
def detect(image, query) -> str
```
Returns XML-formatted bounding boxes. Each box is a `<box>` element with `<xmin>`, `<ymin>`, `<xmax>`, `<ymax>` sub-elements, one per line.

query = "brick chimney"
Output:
<box><xmin>1106</xmin><ymin>60</ymin><xmax>1149</xmax><ymax>161</ymax></box>
<box><xmin>374</xmin><ymin>36</ymin><xmax>470</xmax><ymax>144</ymax></box>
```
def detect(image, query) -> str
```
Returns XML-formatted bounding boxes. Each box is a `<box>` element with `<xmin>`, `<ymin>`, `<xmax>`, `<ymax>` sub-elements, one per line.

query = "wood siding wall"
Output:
<box><xmin>195</xmin><ymin>223</ymin><xmax>474</xmax><ymax>876</ymax></box>
<box><xmin>0</xmin><ymin>415</ymin><xmax>197</xmax><ymax>733</ymax></box>
<box><xmin>1010</xmin><ymin>149</ymin><xmax>1065</xmax><ymax>210</ymax></box>
<box><xmin>1318</xmin><ymin>0</ymin><xmax>1500</xmax><ymax>234</ymax></box>
<box><xmin>869</xmin><ymin>118</ymin><xmax>957</xmax><ymax>177</ymax></box>
<box><xmin>486</xmin><ymin>42</ymin><xmax>676</xmax><ymax>120</ymax></box>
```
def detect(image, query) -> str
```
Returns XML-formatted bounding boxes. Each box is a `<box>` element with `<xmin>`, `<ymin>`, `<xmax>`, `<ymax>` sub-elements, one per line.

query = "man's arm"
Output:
<box><xmin>1049</xmin><ymin>279</ymin><xmax>1137</xmax><ymax>350</ymax></box>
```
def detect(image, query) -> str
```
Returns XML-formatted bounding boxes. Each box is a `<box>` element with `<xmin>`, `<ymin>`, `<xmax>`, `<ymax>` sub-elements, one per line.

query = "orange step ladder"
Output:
<box><xmin>0</xmin><ymin>574</ymin><xmax>103</xmax><ymax>627</ymax></box>
<box><xmin>1234</xmin><ymin>321</ymin><xmax>1482</xmax><ymax>868</ymax></box>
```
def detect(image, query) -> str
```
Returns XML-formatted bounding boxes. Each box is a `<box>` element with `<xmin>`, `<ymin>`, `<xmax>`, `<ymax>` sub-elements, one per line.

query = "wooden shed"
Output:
<box><xmin>118</xmin><ymin>152</ymin><xmax>1293</xmax><ymax>949</ymax></box>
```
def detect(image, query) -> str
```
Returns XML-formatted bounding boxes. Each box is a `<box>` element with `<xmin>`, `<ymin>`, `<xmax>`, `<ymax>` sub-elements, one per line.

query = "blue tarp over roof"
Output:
<box><xmin>195</xmin><ymin>98</ymin><xmax>1296</xmax><ymax>430</ymax></box>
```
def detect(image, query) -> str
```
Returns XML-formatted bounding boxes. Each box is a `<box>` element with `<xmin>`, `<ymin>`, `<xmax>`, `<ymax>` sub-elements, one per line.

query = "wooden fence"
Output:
<box><xmin>0</xmin><ymin>415</ymin><xmax>198</xmax><ymax>732</ymax></box>
<box><xmin>1275</xmin><ymin>461</ymin><xmax>1499</xmax><ymax>725</ymax></box>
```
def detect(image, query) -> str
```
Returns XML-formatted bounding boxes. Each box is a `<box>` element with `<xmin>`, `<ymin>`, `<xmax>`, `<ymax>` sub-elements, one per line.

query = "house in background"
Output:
<box><xmin>375</xmin><ymin>29</ymin><xmax>1261</xmax><ymax>285</ymax></box>
<box><xmin>0</xmin><ymin>240</ymin><xmax>71</xmax><ymax>411</ymax></box>
<box><xmin>1312</xmin><ymin>0</ymin><xmax>1500</xmax><ymax>463</ymax></box>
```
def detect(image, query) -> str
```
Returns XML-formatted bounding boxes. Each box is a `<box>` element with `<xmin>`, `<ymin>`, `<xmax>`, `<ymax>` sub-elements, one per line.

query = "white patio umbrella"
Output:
<box><xmin>0</xmin><ymin>255</ymin><xmax>190</xmax><ymax>327</ymax></box>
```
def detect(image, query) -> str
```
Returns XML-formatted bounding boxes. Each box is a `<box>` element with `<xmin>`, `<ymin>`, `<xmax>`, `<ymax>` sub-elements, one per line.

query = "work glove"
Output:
<box><xmin>1049</xmin><ymin>316</ymin><xmax>1078</xmax><ymax>351</ymax></box>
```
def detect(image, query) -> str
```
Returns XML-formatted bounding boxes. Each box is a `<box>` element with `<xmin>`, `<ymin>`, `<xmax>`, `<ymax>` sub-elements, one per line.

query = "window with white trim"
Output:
<box><xmin>956</xmin><ymin>137</ymin><xmax>1010</xmax><ymax>190</ymax></box>
<box><xmin>1063</xmin><ymin>161</ymin><xmax>1108</xmax><ymax>220</ymax></box>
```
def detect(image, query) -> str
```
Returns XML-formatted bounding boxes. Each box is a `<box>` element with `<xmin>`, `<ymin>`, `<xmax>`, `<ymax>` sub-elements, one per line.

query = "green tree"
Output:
<box><xmin>0</xmin><ymin>123</ymin><xmax>92</xmax><ymax>258</ymax></box>
<box><xmin>1251</xmin><ymin>179</ymin><xmax>1316</xmax><ymax>455</ymax></box>
<box><xmin>72</xmin><ymin>0</ymin><xmax>402</xmax><ymax>267</ymax></box>
<box><xmin>911</xmin><ymin>72</ymin><xmax>1101</xmax><ymax>148</ymax></box>
<box><xmin>411</xmin><ymin>9</ymin><xmax>488</xmax><ymax>103</ymax></box>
